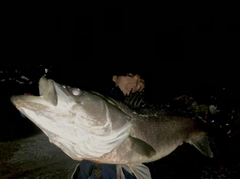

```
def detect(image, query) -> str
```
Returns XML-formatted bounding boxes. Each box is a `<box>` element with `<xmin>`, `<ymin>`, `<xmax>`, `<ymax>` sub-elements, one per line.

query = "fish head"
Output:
<box><xmin>10</xmin><ymin>76</ymin><xmax>132</xmax><ymax>160</ymax></box>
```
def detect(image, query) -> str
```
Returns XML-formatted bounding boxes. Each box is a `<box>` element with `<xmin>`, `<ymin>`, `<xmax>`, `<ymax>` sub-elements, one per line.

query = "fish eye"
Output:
<box><xmin>70</xmin><ymin>88</ymin><xmax>82</xmax><ymax>96</ymax></box>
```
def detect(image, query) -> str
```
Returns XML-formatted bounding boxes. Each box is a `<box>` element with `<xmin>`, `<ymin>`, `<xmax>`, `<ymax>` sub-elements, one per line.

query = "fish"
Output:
<box><xmin>10</xmin><ymin>76</ymin><xmax>215</xmax><ymax>179</ymax></box>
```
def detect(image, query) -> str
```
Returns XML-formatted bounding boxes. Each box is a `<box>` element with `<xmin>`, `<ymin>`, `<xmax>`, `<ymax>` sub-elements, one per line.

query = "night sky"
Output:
<box><xmin>1</xmin><ymin>4</ymin><xmax>240</xmax><ymax>105</ymax></box>
<box><xmin>1</xmin><ymin>4</ymin><xmax>239</xmax><ymax>60</ymax></box>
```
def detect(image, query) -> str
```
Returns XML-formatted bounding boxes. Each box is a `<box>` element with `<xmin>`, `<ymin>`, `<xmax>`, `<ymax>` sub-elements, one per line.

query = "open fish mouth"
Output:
<box><xmin>10</xmin><ymin>76</ymin><xmax>133</xmax><ymax>160</ymax></box>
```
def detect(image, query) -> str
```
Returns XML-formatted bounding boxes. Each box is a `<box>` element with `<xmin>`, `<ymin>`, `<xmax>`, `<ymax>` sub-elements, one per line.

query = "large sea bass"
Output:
<box><xmin>10</xmin><ymin>76</ymin><xmax>215</xmax><ymax>179</ymax></box>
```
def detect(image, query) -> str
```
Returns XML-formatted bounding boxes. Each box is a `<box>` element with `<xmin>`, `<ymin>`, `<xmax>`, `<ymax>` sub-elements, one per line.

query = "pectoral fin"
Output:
<box><xmin>129</xmin><ymin>136</ymin><xmax>156</xmax><ymax>158</ymax></box>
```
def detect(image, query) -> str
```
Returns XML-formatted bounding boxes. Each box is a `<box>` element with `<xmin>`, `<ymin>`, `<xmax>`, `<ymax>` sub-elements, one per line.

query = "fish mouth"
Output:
<box><xmin>11</xmin><ymin>76</ymin><xmax>58</xmax><ymax>107</ymax></box>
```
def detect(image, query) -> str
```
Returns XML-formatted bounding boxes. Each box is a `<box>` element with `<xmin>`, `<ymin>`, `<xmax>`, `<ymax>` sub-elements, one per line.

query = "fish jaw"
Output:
<box><xmin>10</xmin><ymin>76</ymin><xmax>132</xmax><ymax>160</ymax></box>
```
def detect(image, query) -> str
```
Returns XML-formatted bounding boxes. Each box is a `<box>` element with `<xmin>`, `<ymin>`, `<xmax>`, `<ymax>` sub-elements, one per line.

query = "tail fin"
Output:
<box><xmin>191</xmin><ymin>135</ymin><xmax>214</xmax><ymax>158</ymax></box>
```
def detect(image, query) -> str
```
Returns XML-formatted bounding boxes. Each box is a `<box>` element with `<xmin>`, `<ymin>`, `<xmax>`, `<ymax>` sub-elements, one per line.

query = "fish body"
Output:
<box><xmin>10</xmin><ymin>76</ymin><xmax>214</xmax><ymax>178</ymax></box>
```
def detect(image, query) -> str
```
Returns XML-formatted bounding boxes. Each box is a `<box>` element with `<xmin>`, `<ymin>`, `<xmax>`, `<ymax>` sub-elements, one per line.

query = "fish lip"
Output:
<box><xmin>10</xmin><ymin>94</ymin><xmax>37</xmax><ymax>106</ymax></box>
<box><xmin>10</xmin><ymin>95</ymin><xmax>18</xmax><ymax>106</ymax></box>
<box><xmin>10</xmin><ymin>95</ymin><xmax>25</xmax><ymax>104</ymax></box>
<box><xmin>10</xmin><ymin>94</ymin><xmax>30</xmax><ymax>111</ymax></box>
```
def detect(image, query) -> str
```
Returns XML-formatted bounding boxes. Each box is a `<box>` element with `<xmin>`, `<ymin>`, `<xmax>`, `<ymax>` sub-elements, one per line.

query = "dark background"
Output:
<box><xmin>1</xmin><ymin>3</ymin><xmax>239</xmax><ymax>60</ymax></box>
<box><xmin>1</xmin><ymin>2</ymin><xmax>239</xmax><ymax>89</ymax></box>
<box><xmin>1</xmin><ymin>3</ymin><xmax>240</xmax><ymax>141</ymax></box>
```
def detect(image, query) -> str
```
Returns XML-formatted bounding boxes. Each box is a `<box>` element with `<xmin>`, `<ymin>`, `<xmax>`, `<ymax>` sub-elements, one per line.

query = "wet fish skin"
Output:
<box><xmin>10</xmin><ymin>76</ymin><xmax>215</xmax><ymax>178</ymax></box>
